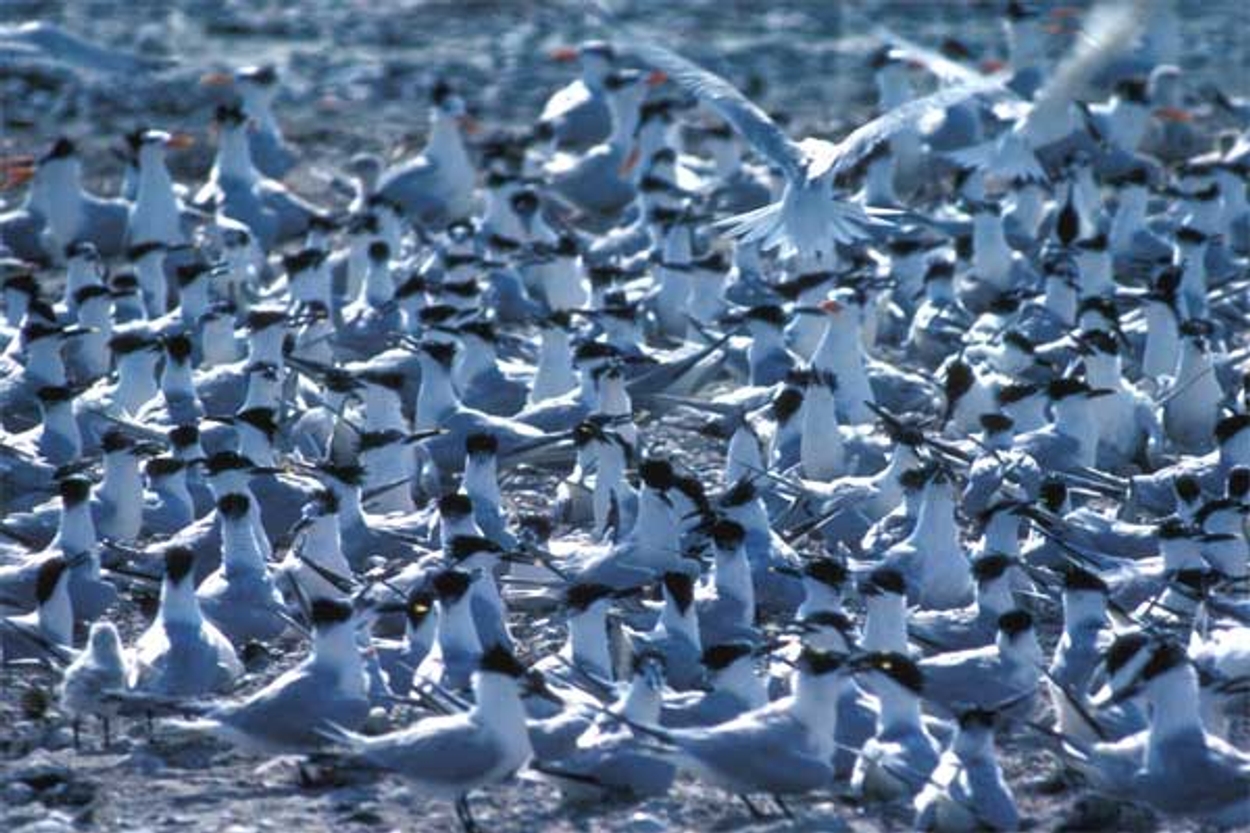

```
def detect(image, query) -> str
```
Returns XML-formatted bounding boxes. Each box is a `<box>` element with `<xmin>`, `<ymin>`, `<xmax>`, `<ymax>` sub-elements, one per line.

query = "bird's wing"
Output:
<box><xmin>815</xmin><ymin>79</ymin><xmax>1006</xmax><ymax>181</ymax></box>
<box><xmin>1020</xmin><ymin>0</ymin><xmax>1148</xmax><ymax>142</ymax></box>
<box><xmin>874</xmin><ymin>26</ymin><xmax>994</xmax><ymax>88</ymax></box>
<box><xmin>618</xmin><ymin>38</ymin><xmax>807</xmax><ymax>181</ymax></box>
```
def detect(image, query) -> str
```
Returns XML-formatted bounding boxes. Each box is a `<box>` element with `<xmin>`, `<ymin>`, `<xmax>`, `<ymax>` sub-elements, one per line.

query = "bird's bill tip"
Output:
<box><xmin>646</xmin><ymin>69</ymin><xmax>668</xmax><ymax>87</ymax></box>
<box><xmin>0</xmin><ymin>158</ymin><xmax>36</xmax><ymax>189</ymax></box>
<box><xmin>458</xmin><ymin>114</ymin><xmax>482</xmax><ymax>135</ymax></box>
<box><xmin>548</xmin><ymin>46</ymin><xmax>579</xmax><ymax>62</ymax></box>
<box><xmin>200</xmin><ymin>71</ymin><xmax>235</xmax><ymax>87</ymax></box>
<box><xmin>167</xmin><ymin>132</ymin><xmax>197</xmax><ymax>150</ymax></box>
<box><xmin>618</xmin><ymin>146</ymin><xmax>642</xmax><ymax>177</ymax></box>
<box><xmin>1154</xmin><ymin>107</ymin><xmax>1194</xmax><ymax>124</ymax></box>
<box><xmin>818</xmin><ymin>298</ymin><xmax>843</xmax><ymax>315</ymax></box>
<box><xmin>979</xmin><ymin>58</ymin><xmax>1007</xmax><ymax>73</ymax></box>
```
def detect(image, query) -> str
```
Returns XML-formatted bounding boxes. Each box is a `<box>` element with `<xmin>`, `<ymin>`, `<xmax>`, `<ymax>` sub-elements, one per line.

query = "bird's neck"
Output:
<box><xmin>973</xmin><ymin>213</ymin><xmax>1012</xmax><ymax>284</ymax></box>
<box><xmin>1076</xmin><ymin>250</ymin><xmax>1113</xmax><ymax>298</ymax></box>
<box><xmin>221</xmin><ymin>516</ymin><xmax>267</xmax><ymax>577</ymax></box>
<box><xmin>863</xmin><ymin>595</ymin><xmax>907</xmax><ymax>653</ymax></box>
<box><xmin>416</xmin><ymin>360</ymin><xmax>459</xmax><ymax>430</ymax></box>
<box><xmin>464</xmin><ymin>455</ymin><xmax>501</xmax><ymax>509</ymax></box>
<box><xmin>877</xmin><ymin>684</ymin><xmax>923</xmax><ymax>734</ymax></box>
<box><xmin>40</xmin><ymin>584</ymin><xmax>74</xmax><ymax>646</ymax></box>
<box><xmin>1061</xmin><ymin>591</ymin><xmax>1106</xmax><ymax>637</ymax></box>
<box><xmin>1145</xmin><ymin>665</ymin><xmax>1206</xmax><ymax>756</ymax></box>
<box><xmin>530</xmin><ymin>328</ymin><xmax>575</xmax><ymax>403</ymax></box>
<box><xmin>26</xmin><ymin>340</ymin><xmax>67</xmax><ymax>387</ymax></box>
<box><xmin>160</xmin><ymin>577</ymin><xmax>204</xmax><ymax>627</ymax></box>
<box><xmin>714</xmin><ymin>547</ymin><xmax>755</xmax><ymax>611</ymax></box>
<box><xmin>216</xmin><ymin>127</ymin><xmax>257</xmax><ymax>185</ymax></box>
<box><xmin>976</xmin><ymin>577</ymin><xmax>1014</xmax><ymax>619</ymax></box>
<box><xmin>41</xmin><ymin>404</ymin><xmax>82</xmax><ymax>460</ymax></box>
<box><xmin>53</xmin><ymin>502</ymin><xmax>97</xmax><ymax>559</ymax></box>
<box><xmin>437</xmin><ymin>599</ymin><xmax>482</xmax><ymax>659</ymax></box>
<box><xmin>567</xmin><ymin>606</ymin><xmax>612</xmax><ymax>680</ymax></box>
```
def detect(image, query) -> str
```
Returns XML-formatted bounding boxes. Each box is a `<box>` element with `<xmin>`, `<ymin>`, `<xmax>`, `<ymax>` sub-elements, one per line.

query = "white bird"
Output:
<box><xmin>320</xmin><ymin>645</ymin><xmax>539</xmax><ymax>832</ymax></box>
<box><xmin>59</xmin><ymin>620</ymin><xmax>130</xmax><ymax>748</ymax></box>
<box><xmin>131</xmin><ymin>545</ymin><xmax>243</xmax><ymax>698</ymax></box>
<box><xmin>170</xmin><ymin>598</ymin><xmax>370</xmax><ymax>753</ymax></box>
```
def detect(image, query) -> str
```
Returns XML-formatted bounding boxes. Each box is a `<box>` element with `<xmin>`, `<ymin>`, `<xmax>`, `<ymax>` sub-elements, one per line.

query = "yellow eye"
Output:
<box><xmin>411</xmin><ymin>603</ymin><xmax>430</xmax><ymax>616</ymax></box>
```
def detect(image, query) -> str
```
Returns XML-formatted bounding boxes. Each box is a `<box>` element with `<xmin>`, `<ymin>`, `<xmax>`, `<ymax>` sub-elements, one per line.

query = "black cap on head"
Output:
<box><xmin>980</xmin><ymin>412</ymin><xmax>1014</xmax><ymax>435</ymax></box>
<box><xmin>35</xmin><ymin>557</ymin><xmax>68</xmax><ymax>604</ymax></box>
<box><xmin>479</xmin><ymin>644</ymin><xmax>527</xmax><ymax>677</ymax></box>
<box><xmin>310</xmin><ymin>598</ymin><xmax>353</xmax><ymax>628</ymax></box>
<box><xmin>805</xmin><ymin>556</ymin><xmax>847</xmax><ymax>588</ymax></box>
<box><xmin>465</xmin><ymin>432</ymin><xmax>498</xmax><ymax>456</ymax></box>
<box><xmin>1174</xmin><ymin>474</ymin><xmax>1202</xmax><ymax>504</ymax></box>
<box><xmin>1140</xmin><ymin>641</ymin><xmax>1187</xmax><ymax>681</ymax></box>
<box><xmin>972</xmin><ymin>553</ymin><xmax>1014</xmax><ymax>582</ymax></box>
<box><xmin>58</xmin><ymin>476</ymin><xmax>92</xmax><ymax>506</ymax></box>
<box><xmin>146</xmin><ymin>456</ymin><xmax>186</xmax><ymax>478</ymax></box>
<box><xmin>367</xmin><ymin>241</ymin><xmax>390</xmax><ymax>263</ymax></box>
<box><xmin>997</xmin><ymin>609</ymin><xmax>1033</xmax><ymax>637</ymax></box>
<box><xmin>663</xmin><ymin>571</ymin><xmax>695</xmax><ymax>612</ymax></box>
<box><xmin>164</xmin><ymin>546</ymin><xmax>196</xmax><ymax>584</ymax></box>
<box><xmin>565</xmin><ymin>582</ymin><xmax>614</xmax><ymax>612</ymax></box>
<box><xmin>710</xmin><ymin>518</ymin><xmax>745</xmax><ymax>551</ymax></box>
<box><xmin>44</xmin><ymin>137</ymin><xmax>76</xmax><ymax>161</ymax></box>
<box><xmin>639</xmin><ymin>458</ymin><xmax>675</xmax><ymax>490</ymax></box>
<box><xmin>798</xmin><ymin>648</ymin><xmax>845</xmax><ymax>676</ymax></box>
<box><xmin>1105</xmin><ymin>631</ymin><xmax>1151</xmax><ymax>677</ymax></box>
<box><xmin>703</xmin><ymin>642</ymin><xmax>754</xmax><ymax>671</ymax></box>
<box><xmin>1063</xmin><ymin>564</ymin><xmax>1108</xmax><ymax>594</ymax></box>
<box><xmin>447</xmin><ymin>535</ymin><xmax>502</xmax><ymax>562</ymax></box>
<box><xmin>101</xmin><ymin>430</ymin><xmax>135</xmax><ymax>454</ymax></box>
<box><xmin>858</xmin><ymin>652</ymin><xmax>923</xmax><ymax>693</ymax></box>
<box><xmin>420</xmin><ymin>340</ymin><xmax>457</xmax><ymax>367</ymax></box>
<box><xmin>1157</xmin><ymin>517</ymin><xmax>1190</xmax><ymax>540</ymax></box>
<box><xmin>164</xmin><ymin>333</ymin><xmax>194</xmax><ymax>363</ymax></box>
<box><xmin>217</xmin><ymin>493</ymin><xmax>251</xmax><ymax>518</ymax></box>
<box><xmin>169</xmin><ymin>424</ymin><xmax>200</xmax><ymax>448</ymax></box>
<box><xmin>1228</xmin><ymin>467</ymin><xmax>1250</xmax><ymax>499</ymax></box>
<box><xmin>438</xmin><ymin>492</ymin><xmax>473</xmax><ymax>518</ymax></box>
<box><xmin>1216</xmin><ymin>413</ymin><xmax>1250</xmax><ymax>445</ymax></box>
<box><xmin>432</xmin><ymin>569</ymin><xmax>474</xmax><ymax>602</ymax></box>
<box><xmin>863</xmin><ymin>566</ymin><xmax>906</xmax><ymax>597</ymax></box>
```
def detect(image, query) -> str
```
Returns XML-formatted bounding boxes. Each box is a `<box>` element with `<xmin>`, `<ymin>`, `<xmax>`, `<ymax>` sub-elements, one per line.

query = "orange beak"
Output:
<box><xmin>619</xmin><ymin>146</ymin><xmax>641</xmax><ymax>177</ymax></box>
<box><xmin>980</xmin><ymin>59</ymin><xmax>1006</xmax><ymax>73</ymax></box>
<box><xmin>167</xmin><ymin>132</ymin><xmax>196</xmax><ymax>150</ymax></box>
<box><xmin>1050</xmin><ymin>6</ymin><xmax>1081</xmax><ymax>17</ymax></box>
<box><xmin>0</xmin><ymin>157</ymin><xmax>36</xmax><ymax>190</ymax></box>
<box><xmin>1044</xmin><ymin>22</ymin><xmax>1078</xmax><ymax>35</ymax></box>
<box><xmin>458</xmin><ymin>115</ymin><xmax>481</xmax><ymax>136</ymax></box>
<box><xmin>200</xmin><ymin>71</ymin><xmax>234</xmax><ymax>87</ymax></box>
<box><xmin>1155</xmin><ymin>107</ymin><xmax>1193</xmax><ymax>123</ymax></box>
<box><xmin>549</xmin><ymin>46</ymin><xmax>579</xmax><ymax>63</ymax></box>
<box><xmin>819</xmin><ymin>299</ymin><xmax>843</xmax><ymax>315</ymax></box>
<box><xmin>646</xmin><ymin>69</ymin><xmax>668</xmax><ymax>87</ymax></box>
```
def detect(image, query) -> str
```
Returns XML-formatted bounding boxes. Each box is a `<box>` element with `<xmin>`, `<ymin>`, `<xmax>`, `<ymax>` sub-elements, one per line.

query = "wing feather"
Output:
<box><xmin>619</xmin><ymin>39</ymin><xmax>807</xmax><ymax>181</ymax></box>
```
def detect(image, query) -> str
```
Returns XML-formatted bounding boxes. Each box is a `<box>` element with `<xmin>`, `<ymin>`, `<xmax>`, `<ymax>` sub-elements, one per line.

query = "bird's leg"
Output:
<box><xmin>738</xmin><ymin>794</ymin><xmax>767</xmax><ymax>819</ymax></box>
<box><xmin>454</xmin><ymin>795</ymin><xmax>480</xmax><ymax>833</ymax></box>
<box><xmin>101</xmin><ymin>716</ymin><xmax>111</xmax><ymax>748</ymax></box>
<box><xmin>773</xmin><ymin>795</ymin><xmax>795</xmax><ymax>820</ymax></box>
<box><xmin>72</xmin><ymin>719</ymin><xmax>80</xmax><ymax>751</ymax></box>
<box><xmin>146</xmin><ymin>710</ymin><xmax>154</xmax><ymax>738</ymax></box>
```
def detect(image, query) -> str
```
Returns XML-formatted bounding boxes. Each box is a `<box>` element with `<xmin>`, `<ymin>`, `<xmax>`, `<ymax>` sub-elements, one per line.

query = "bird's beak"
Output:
<box><xmin>1050</xmin><ymin>6</ymin><xmax>1081</xmax><ymax>17</ymax></box>
<box><xmin>646</xmin><ymin>70</ymin><xmax>668</xmax><ymax>87</ymax></box>
<box><xmin>200</xmin><ymin>71</ymin><xmax>234</xmax><ymax>87</ymax></box>
<box><xmin>549</xmin><ymin>46</ymin><xmax>579</xmax><ymax>63</ymax></box>
<box><xmin>1154</xmin><ymin>107</ymin><xmax>1193</xmax><ymax>124</ymax></box>
<box><xmin>166</xmin><ymin>132</ymin><xmax>196</xmax><ymax>150</ymax></box>
<box><xmin>0</xmin><ymin>156</ymin><xmax>36</xmax><ymax>190</ymax></box>
<box><xmin>819</xmin><ymin>299</ymin><xmax>843</xmax><ymax>315</ymax></box>
<box><xmin>619</xmin><ymin>146</ymin><xmax>641</xmax><ymax>177</ymax></box>
<box><xmin>980</xmin><ymin>59</ymin><xmax>1006</xmax><ymax>74</ymax></box>
<box><xmin>458</xmin><ymin>115</ymin><xmax>481</xmax><ymax>136</ymax></box>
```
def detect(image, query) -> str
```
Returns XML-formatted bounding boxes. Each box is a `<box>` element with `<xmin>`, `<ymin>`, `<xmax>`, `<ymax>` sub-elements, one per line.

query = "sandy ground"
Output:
<box><xmin>1</xmin><ymin>1</ymin><xmax>1248</xmax><ymax>831</ymax></box>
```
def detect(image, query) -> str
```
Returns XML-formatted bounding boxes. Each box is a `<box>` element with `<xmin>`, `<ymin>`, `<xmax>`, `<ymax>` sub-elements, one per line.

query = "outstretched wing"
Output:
<box><xmin>874</xmin><ymin>26</ymin><xmax>996</xmax><ymax>88</ymax></box>
<box><xmin>619</xmin><ymin>38</ymin><xmax>808</xmax><ymax>181</ymax></box>
<box><xmin>1021</xmin><ymin>0</ymin><xmax>1148</xmax><ymax>142</ymax></box>
<box><xmin>814</xmin><ymin>78</ymin><xmax>1006</xmax><ymax>181</ymax></box>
